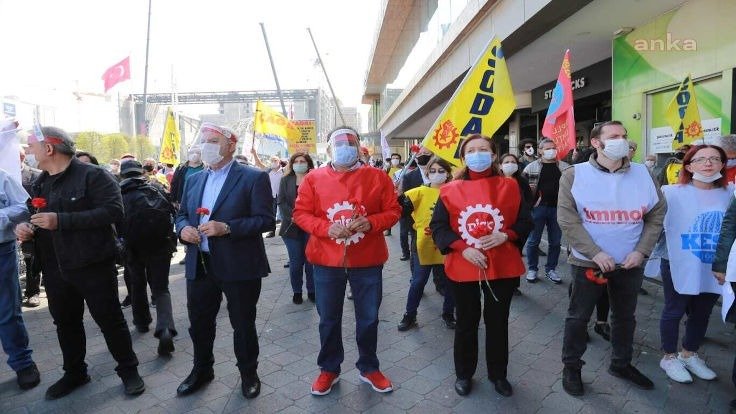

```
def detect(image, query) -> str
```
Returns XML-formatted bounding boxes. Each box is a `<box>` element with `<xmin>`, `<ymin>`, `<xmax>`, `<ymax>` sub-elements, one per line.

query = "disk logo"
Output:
<box><xmin>326</xmin><ymin>201</ymin><xmax>366</xmax><ymax>245</ymax></box>
<box><xmin>582</xmin><ymin>206</ymin><xmax>647</xmax><ymax>224</ymax></box>
<box><xmin>432</xmin><ymin>120</ymin><xmax>460</xmax><ymax>150</ymax></box>
<box><xmin>680</xmin><ymin>211</ymin><xmax>723</xmax><ymax>263</ymax></box>
<box><xmin>457</xmin><ymin>204</ymin><xmax>504</xmax><ymax>248</ymax></box>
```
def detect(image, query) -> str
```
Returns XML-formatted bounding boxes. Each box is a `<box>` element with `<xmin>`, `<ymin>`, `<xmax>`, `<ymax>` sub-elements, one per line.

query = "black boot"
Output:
<box><xmin>608</xmin><ymin>364</ymin><xmax>654</xmax><ymax>390</ymax></box>
<box><xmin>441</xmin><ymin>313</ymin><xmax>456</xmax><ymax>330</ymax></box>
<box><xmin>120</xmin><ymin>369</ymin><xmax>145</xmax><ymax>396</ymax></box>
<box><xmin>46</xmin><ymin>374</ymin><xmax>91</xmax><ymax>400</ymax></box>
<box><xmin>158</xmin><ymin>329</ymin><xmax>174</xmax><ymax>356</ymax></box>
<box><xmin>562</xmin><ymin>366</ymin><xmax>584</xmax><ymax>396</ymax></box>
<box><xmin>292</xmin><ymin>293</ymin><xmax>303</xmax><ymax>304</ymax></box>
<box><xmin>17</xmin><ymin>363</ymin><xmax>40</xmax><ymax>390</ymax></box>
<box><xmin>397</xmin><ymin>314</ymin><xmax>417</xmax><ymax>331</ymax></box>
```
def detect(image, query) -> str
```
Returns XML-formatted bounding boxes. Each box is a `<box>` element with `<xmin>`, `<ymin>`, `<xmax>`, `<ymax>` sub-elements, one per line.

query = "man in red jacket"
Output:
<box><xmin>293</xmin><ymin>126</ymin><xmax>401</xmax><ymax>396</ymax></box>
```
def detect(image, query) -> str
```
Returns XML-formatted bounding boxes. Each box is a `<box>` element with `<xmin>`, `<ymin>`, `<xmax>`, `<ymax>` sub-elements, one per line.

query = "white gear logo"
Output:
<box><xmin>326</xmin><ymin>201</ymin><xmax>366</xmax><ymax>245</ymax></box>
<box><xmin>457</xmin><ymin>203</ymin><xmax>504</xmax><ymax>248</ymax></box>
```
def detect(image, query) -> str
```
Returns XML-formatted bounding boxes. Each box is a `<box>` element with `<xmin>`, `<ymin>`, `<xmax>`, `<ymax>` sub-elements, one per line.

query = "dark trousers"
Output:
<box><xmin>568</xmin><ymin>282</ymin><xmax>610</xmax><ymax>322</ymax></box>
<box><xmin>451</xmin><ymin>277</ymin><xmax>517</xmax><ymax>380</ymax></box>
<box><xmin>187</xmin><ymin>254</ymin><xmax>261</xmax><ymax>377</ymax></box>
<box><xmin>283</xmin><ymin>232</ymin><xmax>314</xmax><ymax>295</ymax></box>
<box><xmin>122</xmin><ymin>266</ymin><xmax>131</xmax><ymax>299</ymax></box>
<box><xmin>23</xmin><ymin>256</ymin><xmax>42</xmax><ymax>298</ymax></box>
<box><xmin>399</xmin><ymin>217</ymin><xmax>410</xmax><ymax>257</ymax></box>
<box><xmin>405</xmin><ymin>257</ymin><xmax>454</xmax><ymax>316</ymax></box>
<box><xmin>43</xmin><ymin>259</ymin><xmax>139</xmax><ymax>377</ymax></box>
<box><xmin>562</xmin><ymin>265</ymin><xmax>643</xmax><ymax>369</ymax></box>
<box><xmin>127</xmin><ymin>250</ymin><xmax>176</xmax><ymax>336</ymax></box>
<box><xmin>659</xmin><ymin>259</ymin><xmax>718</xmax><ymax>354</ymax></box>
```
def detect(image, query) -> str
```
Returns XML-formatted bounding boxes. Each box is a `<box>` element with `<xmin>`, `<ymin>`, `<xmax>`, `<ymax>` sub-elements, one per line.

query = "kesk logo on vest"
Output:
<box><xmin>457</xmin><ymin>204</ymin><xmax>504</xmax><ymax>248</ymax></box>
<box><xmin>326</xmin><ymin>201</ymin><xmax>366</xmax><ymax>246</ymax></box>
<box><xmin>582</xmin><ymin>206</ymin><xmax>647</xmax><ymax>225</ymax></box>
<box><xmin>680</xmin><ymin>211</ymin><xmax>723</xmax><ymax>263</ymax></box>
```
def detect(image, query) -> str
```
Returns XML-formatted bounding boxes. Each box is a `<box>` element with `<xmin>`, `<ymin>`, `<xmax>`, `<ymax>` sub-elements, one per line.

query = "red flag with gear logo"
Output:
<box><xmin>102</xmin><ymin>56</ymin><xmax>131</xmax><ymax>92</ymax></box>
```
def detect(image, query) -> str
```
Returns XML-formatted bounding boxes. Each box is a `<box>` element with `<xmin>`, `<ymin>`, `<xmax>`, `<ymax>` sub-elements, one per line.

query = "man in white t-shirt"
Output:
<box><xmin>251</xmin><ymin>149</ymin><xmax>283</xmax><ymax>237</ymax></box>
<box><xmin>557</xmin><ymin>121</ymin><xmax>666</xmax><ymax>396</ymax></box>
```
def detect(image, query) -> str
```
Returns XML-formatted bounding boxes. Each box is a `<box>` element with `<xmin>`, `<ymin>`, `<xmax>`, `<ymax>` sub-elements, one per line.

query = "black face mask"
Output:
<box><xmin>675</xmin><ymin>152</ymin><xmax>685</xmax><ymax>161</ymax></box>
<box><xmin>143</xmin><ymin>165</ymin><xmax>154</xmax><ymax>172</ymax></box>
<box><xmin>416</xmin><ymin>154</ymin><xmax>431</xmax><ymax>166</ymax></box>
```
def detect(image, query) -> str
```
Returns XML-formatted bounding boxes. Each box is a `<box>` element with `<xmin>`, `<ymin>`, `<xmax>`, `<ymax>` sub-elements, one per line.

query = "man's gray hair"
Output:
<box><xmin>538</xmin><ymin>138</ymin><xmax>555</xmax><ymax>148</ymax></box>
<box><xmin>41</xmin><ymin>126</ymin><xmax>76</xmax><ymax>156</ymax></box>
<box><xmin>718</xmin><ymin>134</ymin><xmax>736</xmax><ymax>153</ymax></box>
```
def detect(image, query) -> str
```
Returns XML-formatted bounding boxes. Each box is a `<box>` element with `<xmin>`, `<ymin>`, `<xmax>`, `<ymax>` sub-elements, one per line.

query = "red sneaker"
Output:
<box><xmin>359</xmin><ymin>370</ymin><xmax>393</xmax><ymax>393</ymax></box>
<box><xmin>311</xmin><ymin>371</ymin><xmax>339</xmax><ymax>396</ymax></box>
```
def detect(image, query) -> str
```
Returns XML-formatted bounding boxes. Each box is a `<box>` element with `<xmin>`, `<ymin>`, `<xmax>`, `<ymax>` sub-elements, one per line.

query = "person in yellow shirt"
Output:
<box><xmin>397</xmin><ymin>156</ymin><xmax>456</xmax><ymax>331</ymax></box>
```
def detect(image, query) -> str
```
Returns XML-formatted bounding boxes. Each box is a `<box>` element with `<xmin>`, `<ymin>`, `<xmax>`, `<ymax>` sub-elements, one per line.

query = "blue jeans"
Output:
<box><xmin>283</xmin><ymin>233</ymin><xmax>314</xmax><ymax>294</ymax></box>
<box><xmin>0</xmin><ymin>241</ymin><xmax>34</xmax><ymax>371</ymax></box>
<box><xmin>659</xmin><ymin>259</ymin><xmax>718</xmax><ymax>354</ymax></box>
<box><xmin>526</xmin><ymin>205</ymin><xmax>562</xmax><ymax>272</ymax></box>
<box><xmin>405</xmin><ymin>255</ymin><xmax>454</xmax><ymax>316</ymax></box>
<box><xmin>313</xmin><ymin>265</ymin><xmax>382</xmax><ymax>374</ymax></box>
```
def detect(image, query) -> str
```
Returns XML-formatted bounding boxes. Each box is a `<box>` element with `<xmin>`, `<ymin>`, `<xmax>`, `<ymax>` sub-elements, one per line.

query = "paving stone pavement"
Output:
<box><xmin>2</xmin><ymin>228</ymin><xmax>735</xmax><ymax>413</ymax></box>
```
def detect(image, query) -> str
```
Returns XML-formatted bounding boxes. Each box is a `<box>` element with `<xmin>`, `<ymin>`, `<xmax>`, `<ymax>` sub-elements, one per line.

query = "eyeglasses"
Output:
<box><xmin>428</xmin><ymin>169</ymin><xmax>447</xmax><ymax>174</ymax></box>
<box><xmin>690</xmin><ymin>156</ymin><xmax>723</xmax><ymax>165</ymax></box>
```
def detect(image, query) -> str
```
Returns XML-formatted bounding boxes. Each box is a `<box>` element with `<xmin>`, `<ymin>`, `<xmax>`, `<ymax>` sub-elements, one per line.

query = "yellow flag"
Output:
<box><xmin>422</xmin><ymin>37</ymin><xmax>516</xmax><ymax>166</ymax></box>
<box><xmin>666</xmin><ymin>74</ymin><xmax>703</xmax><ymax>149</ymax></box>
<box><xmin>254</xmin><ymin>100</ymin><xmax>300</xmax><ymax>148</ymax></box>
<box><xmin>159</xmin><ymin>107</ymin><xmax>180</xmax><ymax>165</ymax></box>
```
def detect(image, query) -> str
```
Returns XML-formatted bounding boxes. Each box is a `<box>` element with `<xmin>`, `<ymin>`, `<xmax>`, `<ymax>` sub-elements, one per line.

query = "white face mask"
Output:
<box><xmin>200</xmin><ymin>142</ymin><xmax>224</xmax><ymax>165</ymax></box>
<box><xmin>25</xmin><ymin>154</ymin><xmax>38</xmax><ymax>168</ymax></box>
<box><xmin>692</xmin><ymin>171</ymin><xmax>722</xmax><ymax>183</ymax></box>
<box><xmin>428</xmin><ymin>172</ymin><xmax>447</xmax><ymax>185</ymax></box>
<box><xmin>501</xmin><ymin>163</ymin><xmax>518</xmax><ymax>176</ymax></box>
<box><xmin>524</xmin><ymin>147</ymin><xmax>535</xmax><ymax>156</ymax></box>
<box><xmin>542</xmin><ymin>149</ymin><xmax>557</xmax><ymax>160</ymax></box>
<box><xmin>391</xmin><ymin>159</ymin><xmax>400</xmax><ymax>167</ymax></box>
<box><xmin>601</xmin><ymin>138</ymin><xmax>630</xmax><ymax>160</ymax></box>
<box><xmin>645</xmin><ymin>160</ymin><xmax>655</xmax><ymax>168</ymax></box>
<box><xmin>188</xmin><ymin>152</ymin><xmax>201</xmax><ymax>163</ymax></box>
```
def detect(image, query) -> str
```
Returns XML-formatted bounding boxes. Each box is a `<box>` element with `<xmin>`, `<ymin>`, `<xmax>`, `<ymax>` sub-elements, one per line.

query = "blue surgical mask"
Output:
<box><xmin>333</xmin><ymin>145</ymin><xmax>358</xmax><ymax>167</ymax></box>
<box><xmin>292</xmin><ymin>163</ymin><xmax>308</xmax><ymax>174</ymax></box>
<box><xmin>464</xmin><ymin>151</ymin><xmax>493</xmax><ymax>172</ymax></box>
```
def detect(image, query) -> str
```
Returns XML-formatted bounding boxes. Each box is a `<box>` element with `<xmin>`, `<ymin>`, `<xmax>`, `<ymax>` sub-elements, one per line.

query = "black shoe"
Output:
<box><xmin>441</xmin><ymin>313</ymin><xmax>456</xmax><ymax>330</ymax></box>
<box><xmin>177</xmin><ymin>369</ymin><xmax>215</xmax><ymax>396</ymax></box>
<box><xmin>293</xmin><ymin>293</ymin><xmax>303</xmax><ymax>304</ymax></box>
<box><xmin>265</xmin><ymin>232</ymin><xmax>275</xmax><ymax>238</ymax></box>
<box><xmin>17</xmin><ymin>363</ymin><xmax>40</xmax><ymax>390</ymax></box>
<box><xmin>562</xmin><ymin>366</ymin><xmax>584</xmax><ymax>396</ymax></box>
<box><xmin>283</xmin><ymin>263</ymin><xmax>290</xmax><ymax>268</ymax></box>
<box><xmin>639</xmin><ymin>287</ymin><xmax>649</xmax><ymax>295</ymax></box>
<box><xmin>307</xmin><ymin>292</ymin><xmax>315</xmax><ymax>302</ymax></box>
<box><xmin>158</xmin><ymin>329</ymin><xmax>174</xmax><ymax>356</ymax></box>
<box><xmin>120</xmin><ymin>296</ymin><xmax>131</xmax><ymax>308</ymax></box>
<box><xmin>397</xmin><ymin>314</ymin><xmax>417</xmax><ymax>331</ymax></box>
<box><xmin>241</xmin><ymin>375</ymin><xmax>261</xmax><ymax>399</ymax></box>
<box><xmin>491</xmin><ymin>378</ymin><xmax>513</xmax><ymax>397</ymax></box>
<box><xmin>399</xmin><ymin>255</ymin><xmax>410</xmax><ymax>261</ymax></box>
<box><xmin>608</xmin><ymin>364</ymin><xmax>653</xmax><ymax>390</ymax></box>
<box><xmin>121</xmin><ymin>370</ymin><xmax>145</xmax><ymax>396</ymax></box>
<box><xmin>136</xmin><ymin>325</ymin><xmax>149</xmax><ymax>333</ymax></box>
<box><xmin>593</xmin><ymin>323</ymin><xmax>611</xmax><ymax>341</ymax></box>
<box><xmin>454</xmin><ymin>378</ymin><xmax>472</xmax><ymax>396</ymax></box>
<box><xmin>46</xmin><ymin>374</ymin><xmax>91</xmax><ymax>400</ymax></box>
<box><xmin>513</xmin><ymin>288</ymin><xmax>522</xmax><ymax>296</ymax></box>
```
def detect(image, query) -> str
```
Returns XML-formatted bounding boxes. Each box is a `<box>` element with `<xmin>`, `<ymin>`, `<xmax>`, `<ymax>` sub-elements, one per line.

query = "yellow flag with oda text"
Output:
<box><xmin>422</xmin><ymin>37</ymin><xmax>516</xmax><ymax>166</ymax></box>
<box><xmin>159</xmin><ymin>107</ymin><xmax>180</xmax><ymax>165</ymax></box>
<box><xmin>666</xmin><ymin>74</ymin><xmax>703</xmax><ymax>149</ymax></box>
<box><xmin>254</xmin><ymin>100</ymin><xmax>300</xmax><ymax>149</ymax></box>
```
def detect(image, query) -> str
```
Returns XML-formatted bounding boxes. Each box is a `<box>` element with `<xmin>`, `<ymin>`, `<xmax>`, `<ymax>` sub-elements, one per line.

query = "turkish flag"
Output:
<box><xmin>102</xmin><ymin>56</ymin><xmax>130</xmax><ymax>92</ymax></box>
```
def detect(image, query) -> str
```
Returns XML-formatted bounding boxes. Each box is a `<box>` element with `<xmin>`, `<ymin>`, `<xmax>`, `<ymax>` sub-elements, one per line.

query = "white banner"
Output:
<box><xmin>650</xmin><ymin>118</ymin><xmax>722</xmax><ymax>153</ymax></box>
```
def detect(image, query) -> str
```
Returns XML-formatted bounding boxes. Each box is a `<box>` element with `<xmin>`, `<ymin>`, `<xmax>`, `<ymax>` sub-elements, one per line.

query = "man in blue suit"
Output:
<box><xmin>174</xmin><ymin>123</ymin><xmax>275</xmax><ymax>399</ymax></box>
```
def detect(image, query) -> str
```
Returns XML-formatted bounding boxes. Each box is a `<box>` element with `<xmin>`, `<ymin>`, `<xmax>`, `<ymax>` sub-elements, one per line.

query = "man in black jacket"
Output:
<box><xmin>15</xmin><ymin>126</ymin><xmax>144</xmax><ymax>400</ymax></box>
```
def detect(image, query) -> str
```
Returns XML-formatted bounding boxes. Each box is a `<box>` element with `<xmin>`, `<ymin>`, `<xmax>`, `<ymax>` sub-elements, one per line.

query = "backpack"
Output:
<box><xmin>123</xmin><ymin>183</ymin><xmax>175</xmax><ymax>253</ymax></box>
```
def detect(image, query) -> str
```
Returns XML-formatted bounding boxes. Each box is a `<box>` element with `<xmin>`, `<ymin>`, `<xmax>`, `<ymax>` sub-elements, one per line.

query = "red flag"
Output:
<box><xmin>102</xmin><ymin>56</ymin><xmax>130</xmax><ymax>92</ymax></box>
<box><xmin>542</xmin><ymin>50</ymin><xmax>576</xmax><ymax>160</ymax></box>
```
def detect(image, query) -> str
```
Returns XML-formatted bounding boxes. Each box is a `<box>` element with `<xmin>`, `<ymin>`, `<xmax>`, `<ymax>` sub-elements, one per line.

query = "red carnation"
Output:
<box><xmin>31</xmin><ymin>197</ymin><xmax>47</xmax><ymax>210</ymax></box>
<box><xmin>196</xmin><ymin>207</ymin><xmax>210</xmax><ymax>216</ymax></box>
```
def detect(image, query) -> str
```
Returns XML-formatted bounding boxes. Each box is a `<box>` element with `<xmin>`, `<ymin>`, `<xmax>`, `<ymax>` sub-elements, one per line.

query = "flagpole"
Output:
<box><xmin>307</xmin><ymin>27</ymin><xmax>346</xmax><ymax>125</ymax></box>
<box><xmin>141</xmin><ymin>0</ymin><xmax>153</xmax><ymax>135</ymax></box>
<box><xmin>259</xmin><ymin>23</ymin><xmax>288</xmax><ymax>117</ymax></box>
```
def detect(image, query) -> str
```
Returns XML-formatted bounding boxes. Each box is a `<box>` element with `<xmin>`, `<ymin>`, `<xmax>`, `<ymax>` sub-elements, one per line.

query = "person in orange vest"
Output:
<box><xmin>430</xmin><ymin>134</ymin><xmax>532</xmax><ymax>398</ymax></box>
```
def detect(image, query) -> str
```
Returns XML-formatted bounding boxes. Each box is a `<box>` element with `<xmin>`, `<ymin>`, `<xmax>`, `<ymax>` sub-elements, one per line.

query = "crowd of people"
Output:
<box><xmin>3</xmin><ymin>118</ymin><xmax>736</xmax><ymax>410</ymax></box>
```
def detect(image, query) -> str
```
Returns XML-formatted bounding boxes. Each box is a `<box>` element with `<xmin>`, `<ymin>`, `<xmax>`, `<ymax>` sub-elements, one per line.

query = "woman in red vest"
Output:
<box><xmin>430</xmin><ymin>134</ymin><xmax>532</xmax><ymax>397</ymax></box>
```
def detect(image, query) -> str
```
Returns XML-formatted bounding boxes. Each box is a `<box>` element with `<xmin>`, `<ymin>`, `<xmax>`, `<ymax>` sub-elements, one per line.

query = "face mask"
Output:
<box><xmin>464</xmin><ymin>152</ymin><xmax>493</xmax><ymax>172</ymax></box>
<box><xmin>645</xmin><ymin>160</ymin><xmax>655</xmax><ymax>168</ymax></box>
<box><xmin>501</xmin><ymin>163</ymin><xmax>518</xmax><ymax>176</ymax></box>
<box><xmin>692</xmin><ymin>171</ymin><xmax>722</xmax><ymax>183</ymax></box>
<box><xmin>271</xmin><ymin>162</ymin><xmax>280</xmax><ymax>169</ymax></box>
<box><xmin>428</xmin><ymin>172</ymin><xmax>447</xmax><ymax>185</ymax></box>
<box><xmin>25</xmin><ymin>154</ymin><xmax>38</xmax><ymax>168</ymax></box>
<box><xmin>292</xmin><ymin>163</ymin><xmax>308</xmax><ymax>174</ymax></box>
<box><xmin>188</xmin><ymin>152</ymin><xmax>201</xmax><ymax>163</ymax></box>
<box><xmin>333</xmin><ymin>145</ymin><xmax>358</xmax><ymax>167</ymax></box>
<box><xmin>201</xmin><ymin>142</ymin><xmax>224</xmax><ymax>165</ymax></box>
<box><xmin>524</xmin><ymin>147</ymin><xmax>534</xmax><ymax>156</ymax></box>
<box><xmin>601</xmin><ymin>138</ymin><xmax>629</xmax><ymax>160</ymax></box>
<box><xmin>727</xmin><ymin>159</ymin><xmax>736</xmax><ymax>168</ymax></box>
<box><xmin>416</xmin><ymin>154</ymin><xmax>431</xmax><ymax>166</ymax></box>
<box><xmin>542</xmin><ymin>149</ymin><xmax>557</xmax><ymax>160</ymax></box>
<box><xmin>391</xmin><ymin>159</ymin><xmax>400</xmax><ymax>167</ymax></box>
<box><xmin>143</xmin><ymin>165</ymin><xmax>154</xmax><ymax>172</ymax></box>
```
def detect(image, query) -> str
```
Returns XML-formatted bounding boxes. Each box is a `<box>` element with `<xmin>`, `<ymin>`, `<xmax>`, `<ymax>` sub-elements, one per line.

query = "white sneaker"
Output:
<box><xmin>679</xmin><ymin>353</ymin><xmax>717</xmax><ymax>380</ymax></box>
<box><xmin>525</xmin><ymin>270</ymin><xmax>538</xmax><ymax>283</ymax></box>
<box><xmin>545</xmin><ymin>269</ymin><xmax>562</xmax><ymax>284</ymax></box>
<box><xmin>660</xmin><ymin>356</ymin><xmax>693</xmax><ymax>383</ymax></box>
